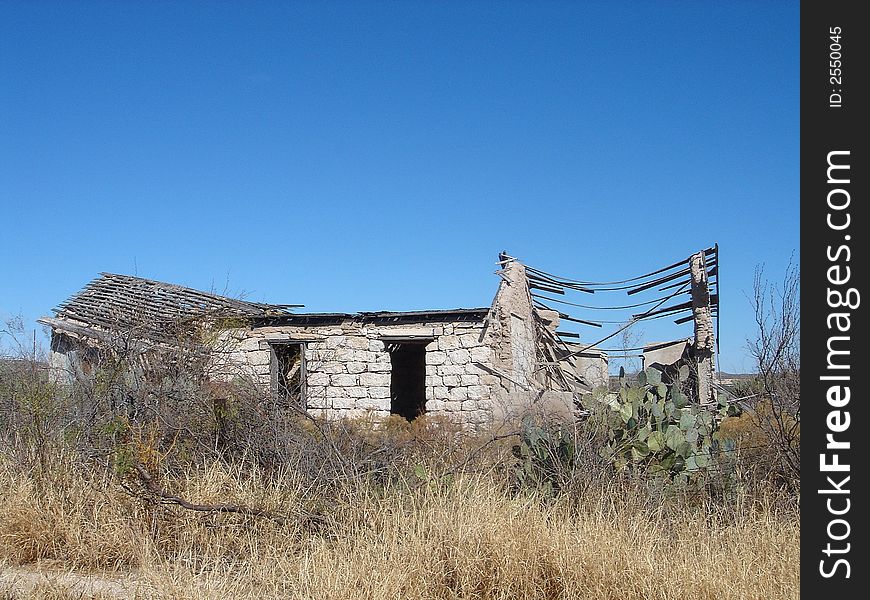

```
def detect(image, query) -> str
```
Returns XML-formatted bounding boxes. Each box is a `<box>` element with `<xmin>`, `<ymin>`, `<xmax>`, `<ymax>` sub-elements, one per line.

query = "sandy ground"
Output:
<box><xmin>0</xmin><ymin>563</ymin><xmax>150</xmax><ymax>599</ymax></box>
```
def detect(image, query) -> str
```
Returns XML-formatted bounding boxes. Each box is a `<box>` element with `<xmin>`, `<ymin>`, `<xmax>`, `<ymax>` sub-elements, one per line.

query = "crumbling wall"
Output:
<box><xmin>215</xmin><ymin>319</ymin><xmax>501</xmax><ymax>426</ymax></box>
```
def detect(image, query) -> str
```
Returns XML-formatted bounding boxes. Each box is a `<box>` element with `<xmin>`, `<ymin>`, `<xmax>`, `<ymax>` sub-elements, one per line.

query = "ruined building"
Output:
<box><xmin>40</xmin><ymin>255</ymin><xmax>608</xmax><ymax>425</ymax></box>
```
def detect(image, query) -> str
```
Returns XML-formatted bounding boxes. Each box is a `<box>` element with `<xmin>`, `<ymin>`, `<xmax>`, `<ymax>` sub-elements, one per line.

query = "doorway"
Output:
<box><xmin>388</xmin><ymin>343</ymin><xmax>426</xmax><ymax>421</ymax></box>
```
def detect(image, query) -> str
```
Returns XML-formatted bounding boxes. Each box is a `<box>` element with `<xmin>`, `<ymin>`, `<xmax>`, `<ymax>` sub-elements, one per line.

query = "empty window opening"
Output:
<box><xmin>271</xmin><ymin>342</ymin><xmax>306</xmax><ymax>409</ymax></box>
<box><xmin>388</xmin><ymin>343</ymin><xmax>426</xmax><ymax>421</ymax></box>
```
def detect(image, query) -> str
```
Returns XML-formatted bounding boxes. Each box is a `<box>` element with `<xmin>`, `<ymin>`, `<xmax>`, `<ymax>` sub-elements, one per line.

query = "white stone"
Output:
<box><xmin>464</xmin><ymin>363</ymin><xmax>485</xmax><ymax>375</ymax></box>
<box><xmin>246</xmin><ymin>350</ymin><xmax>270</xmax><ymax>366</ymax></box>
<box><xmin>427</xmin><ymin>399</ymin><xmax>448</xmax><ymax>412</ymax></box>
<box><xmin>437</xmin><ymin>365</ymin><xmax>465</xmax><ymax>376</ymax></box>
<box><xmin>470</xmin><ymin>347</ymin><xmax>491</xmax><ymax>362</ymax></box>
<box><xmin>306</xmin><ymin>395</ymin><xmax>331</xmax><ymax>409</ymax></box>
<box><xmin>359</xmin><ymin>398</ymin><xmax>390</xmax><ymax>411</ymax></box>
<box><xmin>460</xmin><ymin>374</ymin><xmax>480</xmax><ymax>386</ymax></box>
<box><xmin>307</xmin><ymin>372</ymin><xmax>329</xmax><ymax>387</ymax></box>
<box><xmin>331</xmin><ymin>396</ymin><xmax>359</xmax><ymax>410</ymax></box>
<box><xmin>331</xmin><ymin>374</ymin><xmax>358</xmax><ymax>387</ymax></box>
<box><xmin>459</xmin><ymin>334</ymin><xmax>480</xmax><ymax>348</ymax></box>
<box><xmin>346</xmin><ymin>387</ymin><xmax>368</xmax><ymax>398</ymax></box>
<box><xmin>426</xmin><ymin>351</ymin><xmax>447</xmax><ymax>365</ymax></box>
<box><xmin>368</xmin><ymin>339</ymin><xmax>385</xmax><ymax>352</ymax></box>
<box><xmin>480</xmin><ymin>374</ymin><xmax>500</xmax><ymax>386</ymax></box>
<box><xmin>438</xmin><ymin>336</ymin><xmax>461</xmax><ymax>351</ymax></box>
<box><xmin>467</xmin><ymin>385</ymin><xmax>488</xmax><ymax>400</ymax></box>
<box><xmin>351</xmin><ymin>350</ymin><xmax>375</xmax><ymax>363</ymax></box>
<box><xmin>442</xmin><ymin>375</ymin><xmax>460</xmax><ymax>387</ymax></box>
<box><xmin>326</xmin><ymin>336</ymin><xmax>347</xmax><ymax>349</ymax></box>
<box><xmin>321</xmin><ymin>361</ymin><xmax>345</xmax><ymax>375</ymax></box>
<box><xmin>368</xmin><ymin>362</ymin><xmax>391</xmax><ymax>373</ymax></box>
<box><xmin>447</xmin><ymin>349</ymin><xmax>471</xmax><ymax>364</ymax></box>
<box><xmin>449</xmin><ymin>387</ymin><xmax>468</xmax><ymax>402</ymax></box>
<box><xmin>369</xmin><ymin>386</ymin><xmax>390</xmax><ymax>399</ymax></box>
<box><xmin>360</xmin><ymin>372</ymin><xmax>390</xmax><ymax>387</ymax></box>
<box><xmin>346</xmin><ymin>362</ymin><xmax>366</xmax><ymax>374</ymax></box>
<box><xmin>346</xmin><ymin>337</ymin><xmax>370</xmax><ymax>350</ymax></box>
<box><xmin>425</xmin><ymin>375</ymin><xmax>443</xmax><ymax>387</ymax></box>
<box><xmin>433</xmin><ymin>386</ymin><xmax>449</xmax><ymax>399</ymax></box>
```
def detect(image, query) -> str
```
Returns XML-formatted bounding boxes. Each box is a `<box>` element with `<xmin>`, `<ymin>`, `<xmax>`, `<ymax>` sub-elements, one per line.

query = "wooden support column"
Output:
<box><xmin>689</xmin><ymin>251</ymin><xmax>716</xmax><ymax>404</ymax></box>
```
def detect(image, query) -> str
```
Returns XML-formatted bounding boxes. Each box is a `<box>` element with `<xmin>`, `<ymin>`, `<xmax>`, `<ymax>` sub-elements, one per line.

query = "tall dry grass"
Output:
<box><xmin>0</xmin><ymin>449</ymin><xmax>798</xmax><ymax>600</ymax></box>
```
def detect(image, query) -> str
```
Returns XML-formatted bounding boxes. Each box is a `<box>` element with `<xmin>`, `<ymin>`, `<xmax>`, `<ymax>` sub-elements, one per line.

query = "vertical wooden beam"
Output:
<box><xmin>690</xmin><ymin>251</ymin><xmax>716</xmax><ymax>404</ymax></box>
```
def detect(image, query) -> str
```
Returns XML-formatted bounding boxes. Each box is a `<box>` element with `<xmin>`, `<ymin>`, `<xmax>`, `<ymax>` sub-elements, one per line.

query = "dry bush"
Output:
<box><xmin>0</xmin><ymin>452</ymin><xmax>799</xmax><ymax>600</ymax></box>
<box><xmin>743</xmin><ymin>261</ymin><xmax>800</xmax><ymax>490</ymax></box>
<box><xmin>1</xmin><ymin>316</ymin><xmax>798</xmax><ymax>599</ymax></box>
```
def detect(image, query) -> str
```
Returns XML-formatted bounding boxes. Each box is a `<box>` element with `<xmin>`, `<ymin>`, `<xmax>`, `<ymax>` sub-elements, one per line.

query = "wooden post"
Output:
<box><xmin>689</xmin><ymin>251</ymin><xmax>716</xmax><ymax>404</ymax></box>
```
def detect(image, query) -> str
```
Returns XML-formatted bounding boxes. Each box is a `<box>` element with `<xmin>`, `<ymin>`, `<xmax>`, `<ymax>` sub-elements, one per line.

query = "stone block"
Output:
<box><xmin>425</xmin><ymin>375</ymin><xmax>443</xmax><ymax>387</ymax></box>
<box><xmin>346</xmin><ymin>336</ymin><xmax>370</xmax><ymax>350</ymax></box>
<box><xmin>325</xmin><ymin>336</ymin><xmax>347</xmax><ymax>350</ymax></box>
<box><xmin>359</xmin><ymin>398</ymin><xmax>390</xmax><ymax>411</ymax></box>
<box><xmin>307</xmin><ymin>372</ymin><xmax>329</xmax><ymax>387</ymax></box>
<box><xmin>331</xmin><ymin>374</ymin><xmax>358</xmax><ymax>387</ymax></box>
<box><xmin>459</xmin><ymin>334</ymin><xmax>481</xmax><ymax>348</ymax></box>
<box><xmin>332</xmin><ymin>396</ymin><xmax>358</xmax><ymax>410</ymax></box>
<box><xmin>449</xmin><ymin>387</ymin><xmax>468</xmax><ymax>402</ymax></box>
<box><xmin>368</xmin><ymin>339</ymin><xmax>385</xmax><ymax>352</ymax></box>
<box><xmin>470</xmin><ymin>347</ymin><xmax>491</xmax><ymax>362</ymax></box>
<box><xmin>346</xmin><ymin>362</ymin><xmax>366</xmax><ymax>374</ymax></box>
<box><xmin>437</xmin><ymin>365</ymin><xmax>465</xmax><ymax>376</ymax></box>
<box><xmin>438</xmin><ymin>336</ymin><xmax>461</xmax><ymax>351</ymax></box>
<box><xmin>368</xmin><ymin>362</ymin><xmax>391</xmax><ymax>373</ymax></box>
<box><xmin>442</xmin><ymin>375</ymin><xmax>460</xmax><ymax>387</ymax></box>
<box><xmin>426</xmin><ymin>399</ymin><xmax>448</xmax><ymax>412</ymax></box>
<box><xmin>346</xmin><ymin>386</ymin><xmax>368</xmax><ymax>398</ymax></box>
<box><xmin>360</xmin><ymin>372</ymin><xmax>390</xmax><ymax>387</ymax></box>
<box><xmin>369</xmin><ymin>386</ymin><xmax>390</xmax><ymax>399</ymax></box>
<box><xmin>321</xmin><ymin>361</ymin><xmax>346</xmax><ymax>375</ymax></box>
<box><xmin>246</xmin><ymin>350</ymin><xmax>271</xmax><ymax>367</ymax></box>
<box><xmin>467</xmin><ymin>385</ymin><xmax>488</xmax><ymax>400</ymax></box>
<box><xmin>480</xmin><ymin>374</ymin><xmax>500</xmax><ymax>386</ymax></box>
<box><xmin>426</xmin><ymin>351</ymin><xmax>448</xmax><ymax>365</ymax></box>
<box><xmin>433</xmin><ymin>386</ymin><xmax>449</xmax><ymax>399</ymax></box>
<box><xmin>460</xmin><ymin>374</ymin><xmax>480</xmax><ymax>386</ymax></box>
<box><xmin>447</xmin><ymin>349</ymin><xmax>471</xmax><ymax>364</ymax></box>
<box><xmin>463</xmin><ymin>363</ymin><xmax>483</xmax><ymax>375</ymax></box>
<box><xmin>351</xmin><ymin>350</ymin><xmax>375</xmax><ymax>363</ymax></box>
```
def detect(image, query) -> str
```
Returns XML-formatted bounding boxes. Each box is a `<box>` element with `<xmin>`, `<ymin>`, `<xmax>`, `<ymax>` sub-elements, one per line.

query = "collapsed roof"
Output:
<box><xmin>40</xmin><ymin>272</ymin><xmax>489</xmax><ymax>344</ymax></box>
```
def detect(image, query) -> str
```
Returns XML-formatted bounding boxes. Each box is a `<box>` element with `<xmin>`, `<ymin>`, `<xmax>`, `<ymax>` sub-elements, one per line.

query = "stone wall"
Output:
<box><xmin>216</xmin><ymin>319</ymin><xmax>502</xmax><ymax>425</ymax></box>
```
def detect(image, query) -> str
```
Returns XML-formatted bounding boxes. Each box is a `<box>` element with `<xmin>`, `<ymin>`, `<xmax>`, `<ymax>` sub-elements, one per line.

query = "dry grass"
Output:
<box><xmin>0</xmin><ymin>452</ymin><xmax>798</xmax><ymax>600</ymax></box>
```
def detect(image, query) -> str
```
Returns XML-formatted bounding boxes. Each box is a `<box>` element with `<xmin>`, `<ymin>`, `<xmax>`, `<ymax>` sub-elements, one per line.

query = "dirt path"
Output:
<box><xmin>0</xmin><ymin>564</ymin><xmax>151</xmax><ymax>599</ymax></box>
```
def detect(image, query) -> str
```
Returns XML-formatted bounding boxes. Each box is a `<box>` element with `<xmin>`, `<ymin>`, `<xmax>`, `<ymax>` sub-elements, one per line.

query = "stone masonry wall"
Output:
<box><xmin>215</xmin><ymin>319</ymin><xmax>501</xmax><ymax>426</ymax></box>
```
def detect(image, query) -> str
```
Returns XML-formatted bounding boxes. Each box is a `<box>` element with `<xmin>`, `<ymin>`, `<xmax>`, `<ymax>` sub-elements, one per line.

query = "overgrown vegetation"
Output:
<box><xmin>0</xmin><ymin>310</ymin><xmax>799</xmax><ymax>599</ymax></box>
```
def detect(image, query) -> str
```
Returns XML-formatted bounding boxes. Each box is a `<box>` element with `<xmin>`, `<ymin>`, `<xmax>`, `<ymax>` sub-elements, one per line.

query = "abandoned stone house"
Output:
<box><xmin>40</xmin><ymin>255</ymin><xmax>609</xmax><ymax>425</ymax></box>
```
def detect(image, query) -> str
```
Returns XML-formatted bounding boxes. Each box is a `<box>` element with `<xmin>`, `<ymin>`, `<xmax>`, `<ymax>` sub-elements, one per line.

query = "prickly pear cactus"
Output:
<box><xmin>512</xmin><ymin>421</ymin><xmax>575</xmax><ymax>496</ymax></box>
<box><xmin>600</xmin><ymin>366</ymin><xmax>735</xmax><ymax>478</ymax></box>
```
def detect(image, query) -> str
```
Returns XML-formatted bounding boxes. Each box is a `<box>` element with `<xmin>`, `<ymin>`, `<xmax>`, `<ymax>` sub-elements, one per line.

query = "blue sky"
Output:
<box><xmin>0</xmin><ymin>1</ymin><xmax>798</xmax><ymax>373</ymax></box>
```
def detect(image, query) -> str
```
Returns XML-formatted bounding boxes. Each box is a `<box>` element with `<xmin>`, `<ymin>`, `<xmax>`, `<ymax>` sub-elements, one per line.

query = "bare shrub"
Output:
<box><xmin>744</xmin><ymin>260</ymin><xmax>800</xmax><ymax>489</ymax></box>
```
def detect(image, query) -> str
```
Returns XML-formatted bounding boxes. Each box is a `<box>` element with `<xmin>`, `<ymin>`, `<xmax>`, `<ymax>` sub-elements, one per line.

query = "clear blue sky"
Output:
<box><xmin>1</xmin><ymin>1</ymin><xmax>798</xmax><ymax>373</ymax></box>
